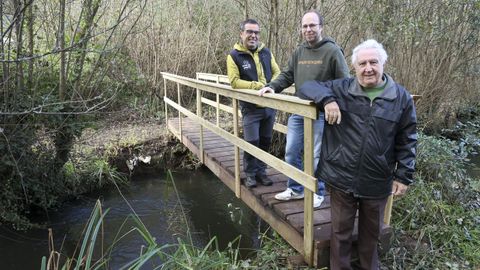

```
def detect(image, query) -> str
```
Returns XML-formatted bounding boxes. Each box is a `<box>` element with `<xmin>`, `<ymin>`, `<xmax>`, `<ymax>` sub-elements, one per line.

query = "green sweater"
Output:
<box><xmin>268</xmin><ymin>37</ymin><xmax>350</xmax><ymax>95</ymax></box>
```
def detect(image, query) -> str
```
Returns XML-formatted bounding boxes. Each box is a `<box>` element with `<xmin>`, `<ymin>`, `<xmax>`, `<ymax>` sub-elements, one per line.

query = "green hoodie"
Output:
<box><xmin>268</xmin><ymin>37</ymin><xmax>350</xmax><ymax>95</ymax></box>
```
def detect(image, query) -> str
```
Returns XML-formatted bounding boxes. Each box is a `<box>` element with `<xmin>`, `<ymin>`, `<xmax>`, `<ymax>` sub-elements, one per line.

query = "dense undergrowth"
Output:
<box><xmin>384</xmin><ymin>111</ymin><xmax>480</xmax><ymax>269</ymax></box>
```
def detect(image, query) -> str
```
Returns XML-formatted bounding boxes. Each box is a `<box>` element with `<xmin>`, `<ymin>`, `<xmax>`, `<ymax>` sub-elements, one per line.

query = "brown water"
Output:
<box><xmin>0</xmin><ymin>167</ymin><xmax>264</xmax><ymax>269</ymax></box>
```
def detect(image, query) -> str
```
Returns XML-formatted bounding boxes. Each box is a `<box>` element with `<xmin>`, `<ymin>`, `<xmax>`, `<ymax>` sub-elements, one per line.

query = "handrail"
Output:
<box><xmin>197</xmin><ymin>72</ymin><xmax>295</xmax><ymax>94</ymax></box>
<box><xmin>162</xmin><ymin>71</ymin><xmax>318</xmax><ymax>265</ymax></box>
<box><xmin>196</xmin><ymin>72</ymin><xmax>231</xmax><ymax>85</ymax></box>
<box><xmin>163</xmin><ymin>72</ymin><xmax>317</xmax><ymax>118</ymax></box>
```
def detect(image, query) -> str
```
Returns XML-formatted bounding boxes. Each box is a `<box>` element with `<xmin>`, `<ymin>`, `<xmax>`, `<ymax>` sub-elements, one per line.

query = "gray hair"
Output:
<box><xmin>351</xmin><ymin>39</ymin><xmax>388</xmax><ymax>65</ymax></box>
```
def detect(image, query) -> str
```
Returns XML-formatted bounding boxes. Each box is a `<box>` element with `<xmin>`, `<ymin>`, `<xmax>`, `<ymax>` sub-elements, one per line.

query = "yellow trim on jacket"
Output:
<box><xmin>226</xmin><ymin>42</ymin><xmax>281</xmax><ymax>90</ymax></box>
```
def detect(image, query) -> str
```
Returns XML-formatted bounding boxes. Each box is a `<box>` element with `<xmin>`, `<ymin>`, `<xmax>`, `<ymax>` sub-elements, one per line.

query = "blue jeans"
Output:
<box><xmin>285</xmin><ymin>113</ymin><xmax>326</xmax><ymax>195</ymax></box>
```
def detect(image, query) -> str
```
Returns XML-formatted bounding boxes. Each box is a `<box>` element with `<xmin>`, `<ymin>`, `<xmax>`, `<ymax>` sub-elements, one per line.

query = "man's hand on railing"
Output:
<box><xmin>258</xmin><ymin>86</ymin><xmax>274</xmax><ymax>96</ymax></box>
<box><xmin>324</xmin><ymin>101</ymin><xmax>342</xmax><ymax>125</ymax></box>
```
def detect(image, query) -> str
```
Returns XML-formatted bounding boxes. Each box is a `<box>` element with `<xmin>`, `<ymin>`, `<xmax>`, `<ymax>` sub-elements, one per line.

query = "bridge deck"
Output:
<box><xmin>167</xmin><ymin>117</ymin><xmax>392</xmax><ymax>267</ymax></box>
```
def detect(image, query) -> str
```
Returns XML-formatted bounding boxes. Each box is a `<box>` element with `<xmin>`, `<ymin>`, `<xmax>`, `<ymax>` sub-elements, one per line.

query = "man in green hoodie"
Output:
<box><xmin>258</xmin><ymin>10</ymin><xmax>350</xmax><ymax>207</ymax></box>
<box><xmin>226</xmin><ymin>19</ymin><xmax>281</xmax><ymax>188</ymax></box>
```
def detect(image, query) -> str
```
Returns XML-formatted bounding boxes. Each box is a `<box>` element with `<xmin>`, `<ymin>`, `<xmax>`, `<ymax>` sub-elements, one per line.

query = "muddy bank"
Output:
<box><xmin>75</xmin><ymin>116</ymin><xmax>200</xmax><ymax>174</ymax></box>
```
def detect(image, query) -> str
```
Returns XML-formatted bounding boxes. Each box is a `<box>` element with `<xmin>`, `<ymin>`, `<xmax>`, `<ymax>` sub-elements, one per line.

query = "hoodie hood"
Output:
<box><xmin>301</xmin><ymin>36</ymin><xmax>335</xmax><ymax>49</ymax></box>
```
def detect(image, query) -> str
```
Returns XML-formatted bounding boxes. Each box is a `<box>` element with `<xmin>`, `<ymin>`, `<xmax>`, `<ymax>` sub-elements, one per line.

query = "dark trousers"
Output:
<box><xmin>242</xmin><ymin>107</ymin><xmax>276</xmax><ymax>177</ymax></box>
<box><xmin>330</xmin><ymin>189</ymin><xmax>388</xmax><ymax>270</ymax></box>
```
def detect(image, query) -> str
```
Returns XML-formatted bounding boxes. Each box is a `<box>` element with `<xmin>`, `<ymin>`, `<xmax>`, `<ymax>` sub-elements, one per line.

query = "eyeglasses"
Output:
<box><xmin>244</xmin><ymin>29</ymin><xmax>260</xmax><ymax>35</ymax></box>
<box><xmin>302</xmin><ymin>23</ymin><xmax>320</xmax><ymax>30</ymax></box>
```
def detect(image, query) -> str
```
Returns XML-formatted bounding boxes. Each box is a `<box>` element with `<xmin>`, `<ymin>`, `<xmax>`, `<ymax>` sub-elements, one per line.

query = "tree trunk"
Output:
<box><xmin>58</xmin><ymin>0</ymin><xmax>66</xmax><ymax>101</ymax></box>
<box><xmin>0</xmin><ymin>0</ymin><xmax>7</xmax><ymax>100</ymax></box>
<box><xmin>26</xmin><ymin>1</ymin><xmax>34</xmax><ymax>89</ymax></box>
<box><xmin>267</xmin><ymin>0</ymin><xmax>274</xmax><ymax>47</ymax></box>
<box><xmin>72</xmin><ymin>0</ymin><xmax>101</xmax><ymax>95</ymax></box>
<box><xmin>244</xmin><ymin>0</ymin><xmax>249</xmax><ymax>19</ymax></box>
<box><xmin>13</xmin><ymin>0</ymin><xmax>25</xmax><ymax>91</ymax></box>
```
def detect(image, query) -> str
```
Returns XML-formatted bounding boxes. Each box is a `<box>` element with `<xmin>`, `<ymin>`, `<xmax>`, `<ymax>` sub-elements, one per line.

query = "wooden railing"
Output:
<box><xmin>162</xmin><ymin>72</ymin><xmax>409</xmax><ymax>266</ymax></box>
<box><xmin>162</xmin><ymin>71</ymin><xmax>319</xmax><ymax>265</ymax></box>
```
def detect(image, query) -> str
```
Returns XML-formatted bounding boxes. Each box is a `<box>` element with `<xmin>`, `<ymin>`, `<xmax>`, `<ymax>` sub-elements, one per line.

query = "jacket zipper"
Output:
<box><xmin>353</xmin><ymin>97</ymin><xmax>375</xmax><ymax>196</ymax></box>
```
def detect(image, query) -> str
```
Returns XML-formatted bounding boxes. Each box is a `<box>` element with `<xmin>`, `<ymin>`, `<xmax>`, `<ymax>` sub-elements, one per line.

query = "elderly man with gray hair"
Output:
<box><xmin>299</xmin><ymin>39</ymin><xmax>417</xmax><ymax>269</ymax></box>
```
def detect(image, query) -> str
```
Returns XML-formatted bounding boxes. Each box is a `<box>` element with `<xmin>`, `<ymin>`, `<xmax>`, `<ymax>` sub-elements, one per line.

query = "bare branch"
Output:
<box><xmin>0</xmin><ymin>93</ymin><xmax>116</xmax><ymax>115</ymax></box>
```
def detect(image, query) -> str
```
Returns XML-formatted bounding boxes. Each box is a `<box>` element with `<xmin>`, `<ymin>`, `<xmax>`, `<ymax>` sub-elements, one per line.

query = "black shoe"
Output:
<box><xmin>245</xmin><ymin>176</ymin><xmax>257</xmax><ymax>188</ymax></box>
<box><xmin>256</xmin><ymin>175</ymin><xmax>273</xmax><ymax>186</ymax></box>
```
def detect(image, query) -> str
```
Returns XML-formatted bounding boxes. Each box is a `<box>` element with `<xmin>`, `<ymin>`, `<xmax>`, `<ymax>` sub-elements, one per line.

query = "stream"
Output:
<box><xmin>0</xmin><ymin>167</ymin><xmax>264</xmax><ymax>269</ymax></box>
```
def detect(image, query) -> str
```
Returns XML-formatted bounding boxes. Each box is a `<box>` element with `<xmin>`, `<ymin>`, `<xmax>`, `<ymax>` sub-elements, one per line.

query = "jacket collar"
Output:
<box><xmin>234</xmin><ymin>42</ymin><xmax>265</xmax><ymax>53</ymax></box>
<box><xmin>348</xmin><ymin>74</ymin><xmax>397</xmax><ymax>101</ymax></box>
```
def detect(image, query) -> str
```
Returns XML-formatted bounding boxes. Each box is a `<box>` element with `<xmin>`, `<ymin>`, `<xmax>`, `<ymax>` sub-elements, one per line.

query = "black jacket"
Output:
<box><xmin>299</xmin><ymin>75</ymin><xmax>417</xmax><ymax>199</ymax></box>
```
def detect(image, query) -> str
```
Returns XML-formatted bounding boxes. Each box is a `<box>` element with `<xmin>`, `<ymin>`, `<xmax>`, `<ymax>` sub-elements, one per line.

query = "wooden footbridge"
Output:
<box><xmin>162</xmin><ymin>72</ymin><xmax>393</xmax><ymax>267</ymax></box>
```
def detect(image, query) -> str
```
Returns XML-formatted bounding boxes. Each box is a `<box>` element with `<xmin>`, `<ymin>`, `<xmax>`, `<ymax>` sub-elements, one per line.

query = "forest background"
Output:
<box><xmin>1</xmin><ymin>0</ymin><xmax>479</xmax><ymax>269</ymax></box>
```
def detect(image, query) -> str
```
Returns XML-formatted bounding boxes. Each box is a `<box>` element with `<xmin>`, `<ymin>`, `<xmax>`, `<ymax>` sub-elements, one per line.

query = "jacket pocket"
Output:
<box><xmin>376</xmin><ymin>154</ymin><xmax>391</xmax><ymax>178</ymax></box>
<box><xmin>325</xmin><ymin>145</ymin><xmax>347</xmax><ymax>168</ymax></box>
<box><xmin>360</xmin><ymin>152</ymin><xmax>391</xmax><ymax>180</ymax></box>
<box><xmin>372</xmin><ymin>107</ymin><xmax>400</xmax><ymax>123</ymax></box>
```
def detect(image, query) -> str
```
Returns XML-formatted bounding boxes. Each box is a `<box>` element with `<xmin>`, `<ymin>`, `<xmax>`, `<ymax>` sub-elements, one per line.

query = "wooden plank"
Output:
<box><xmin>233</xmin><ymin>98</ymin><xmax>241</xmax><ymax>198</ymax></box>
<box><xmin>207</xmin><ymin>150</ymin><xmax>236</xmax><ymax>159</ymax></box>
<box><xmin>185</xmin><ymin>131</ymin><xmax>220</xmax><ymax>137</ymax></box>
<box><xmin>188</xmin><ymin>135</ymin><xmax>221</xmax><ymax>142</ymax></box>
<box><xmin>287</xmin><ymin>209</ymin><xmax>333</xmax><ymax>232</ymax></box>
<box><xmin>269</xmin><ymin>196</ymin><xmax>332</xmax><ymax>219</ymax></box>
<box><xmin>303</xmin><ymin>117</ymin><xmax>315</xmax><ymax>266</ymax></box>
<box><xmin>190</xmin><ymin>138</ymin><xmax>231</xmax><ymax>147</ymax></box>
<box><xmin>212</xmin><ymin>155</ymin><xmax>235</xmax><ymax>162</ymax></box>
<box><xmin>250</xmin><ymin>181</ymin><xmax>288</xmax><ymax>197</ymax></box>
<box><xmin>202</xmin><ymin>141</ymin><xmax>233</xmax><ymax>149</ymax></box>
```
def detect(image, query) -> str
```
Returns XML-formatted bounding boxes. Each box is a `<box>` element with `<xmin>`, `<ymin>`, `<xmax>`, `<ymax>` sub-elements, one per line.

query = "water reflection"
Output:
<box><xmin>0</xmin><ymin>167</ymin><xmax>262</xmax><ymax>269</ymax></box>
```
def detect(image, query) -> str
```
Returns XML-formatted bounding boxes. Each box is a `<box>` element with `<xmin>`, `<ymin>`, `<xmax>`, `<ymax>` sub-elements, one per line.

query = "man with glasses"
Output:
<box><xmin>227</xmin><ymin>19</ymin><xmax>281</xmax><ymax>188</ymax></box>
<box><xmin>259</xmin><ymin>10</ymin><xmax>350</xmax><ymax>207</ymax></box>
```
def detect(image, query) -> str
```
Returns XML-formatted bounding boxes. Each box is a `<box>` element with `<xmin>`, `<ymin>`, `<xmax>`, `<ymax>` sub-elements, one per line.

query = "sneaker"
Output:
<box><xmin>256</xmin><ymin>175</ymin><xmax>273</xmax><ymax>186</ymax></box>
<box><xmin>244</xmin><ymin>176</ymin><xmax>257</xmax><ymax>188</ymax></box>
<box><xmin>275</xmin><ymin>188</ymin><xmax>304</xmax><ymax>201</ymax></box>
<box><xmin>314</xmin><ymin>194</ymin><xmax>325</xmax><ymax>208</ymax></box>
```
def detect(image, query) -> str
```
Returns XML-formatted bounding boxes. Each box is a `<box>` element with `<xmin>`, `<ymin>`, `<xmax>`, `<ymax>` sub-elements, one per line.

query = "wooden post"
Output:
<box><xmin>216</xmin><ymin>76</ymin><xmax>220</xmax><ymax>127</ymax></box>
<box><xmin>303</xmin><ymin>117</ymin><xmax>315</xmax><ymax>266</ymax></box>
<box><xmin>197</xmin><ymin>88</ymin><xmax>204</xmax><ymax>163</ymax></box>
<box><xmin>384</xmin><ymin>195</ymin><xmax>394</xmax><ymax>225</ymax></box>
<box><xmin>177</xmin><ymin>83</ymin><xmax>182</xmax><ymax>142</ymax></box>
<box><xmin>233</xmin><ymin>98</ymin><xmax>241</xmax><ymax>198</ymax></box>
<box><xmin>164</xmin><ymin>78</ymin><xmax>168</xmax><ymax>127</ymax></box>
